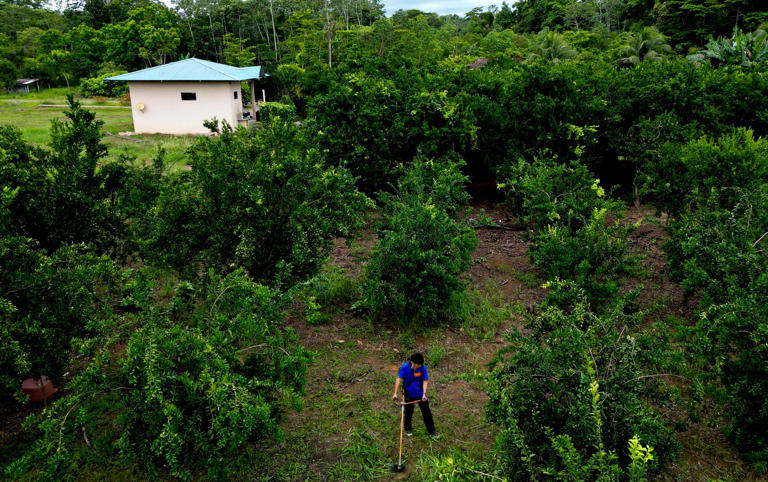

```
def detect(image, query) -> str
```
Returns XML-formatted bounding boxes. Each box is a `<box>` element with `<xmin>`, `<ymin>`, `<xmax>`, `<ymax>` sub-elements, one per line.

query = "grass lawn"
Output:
<box><xmin>0</xmin><ymin>88</ymin><xmax>196</xmax><ymax>171</ymax></box>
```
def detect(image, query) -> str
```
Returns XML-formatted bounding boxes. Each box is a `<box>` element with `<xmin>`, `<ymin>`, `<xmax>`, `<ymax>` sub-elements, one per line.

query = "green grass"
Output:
<box><xmin>0</xmin><ymin>89</ymin><xmax>195</xmax><ymax>171</ymax></box>
<box><xmin>496</xmin><ymin>263</ymin><xmax>543</xmax><ymax>289</ymax></box>
<box><xmin>0</xmin><ymin>87</ymin><xmax>83</xmax><ymax>102</ymax></box>
<box><xmin>460</xmin><ymin>280</ymin><xmax>524</xmax><ymax>341</ymax></box>
<box><xmin>235</xmin><ymin>309</ymin><xmax>504</xmax><ymax>481</ymax></box>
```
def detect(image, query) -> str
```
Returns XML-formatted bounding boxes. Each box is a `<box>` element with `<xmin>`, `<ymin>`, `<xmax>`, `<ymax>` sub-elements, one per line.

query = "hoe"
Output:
<box><xmin>391</xmin><ymin>395</ymin><xmax>421</xmax><ymax>475</ymax></box>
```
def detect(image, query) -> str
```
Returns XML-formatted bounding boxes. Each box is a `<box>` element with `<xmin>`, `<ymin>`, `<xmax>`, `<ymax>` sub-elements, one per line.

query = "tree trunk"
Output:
<box><xmin>326</xmin><ymin>1</ymin><xmax>333</xmax><ymax>69</ymax></box>
<box><xmin>186</xmin><ymin>18</ymin><xmax>196</xmax><ymax>48</ymax></box>
<box><xmin>269</xmin><ymin>0</ymin><xmax>278</xmax><ymax>62</ymax></box>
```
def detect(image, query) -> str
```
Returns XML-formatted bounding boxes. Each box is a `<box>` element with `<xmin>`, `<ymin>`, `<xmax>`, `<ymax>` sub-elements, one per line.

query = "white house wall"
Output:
<box><xmin>128</xmin><ymin>81</ymin><xmax>242</xmax><ymax>135</ymax></box>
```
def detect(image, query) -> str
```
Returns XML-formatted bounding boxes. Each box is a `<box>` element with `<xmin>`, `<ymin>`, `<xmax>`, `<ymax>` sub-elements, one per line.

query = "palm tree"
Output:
<box><xmin>529</xmin><ymin>29</ymin><xmax>577</xmax><ymax>62</ymax></box>
<box><xmin>619</xmin><ymin>27</ymin><xmax>672</xmax><ymax>65</ymax></box>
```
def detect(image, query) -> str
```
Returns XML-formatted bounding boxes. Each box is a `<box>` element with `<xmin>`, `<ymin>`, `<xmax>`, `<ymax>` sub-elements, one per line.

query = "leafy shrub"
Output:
<box><xmin>308</xmin><ymin>70</ymin><xmax>477</xmax><ymax>194</ymax></box>
<box><xmin>529</xmin><ymin>209</ymin><xmax>636</xmax><ymax>308</ymax></box>
<box><xmin>619</xmin><ymin>112</ymin><xmax>701</xmax><ymax>204</ymax></box>
<box><xmin>699</xmin><ymin>295</ymin><xmax>768</xmax><ymax>471</ymax></box>
<box><xmin>0</xmin><ymin>96</ymin><xmax>128</xmax><ymax>253</ymax></box>
<box><xmin>357</xmin><ymin>156</ymin><xmax>477</xmax><ymax>325</ymax></box>
<box><xmin>650</xmin><ymin>128</ymin><xmax>768</xmax><ymax>216</ymax></box>
<box><xmin>260</xmin><ymin>101</ymin><xmax>297</xmax><ymax>124</ymax></box>
<box><xmin>0</xmin><ymin>238</ymin><xmax>114</xmax><ymax>400</ymax></box>
<box><xmin>1</xmin><ymin>155</ymin><xmax>117</xmax><ymax>400</ymax></box>
<box><xmin>148</xmin><ymin>118</ymin><xmax>369</xmax><ymax>286</ymax></box>
<box><xmin>487</xmin><ymin>281</ymin><xmax>678</xmax><ymax>479</ymax></box>
<box><xmin>393</xmin><ymin>153</ymin><xmax>470</xmax><ymax>216</ymax></box>
<box><xmin>499</xmin><ymin>159</ymin><xmax>617</xmax><ymax>233</ymax></box>
<box><xmin>665</xmin><ymin>192</ymin><xmax>768</xmax><ymax>302</ymax></box>
<box><xmin>8</xmin><ymin>269</ymin><xmax>312</xmax><ymax>479</ymax></box>
<box><xmin>500</xmin><ymin>159</ymin><xmax>637</xmax><ymax>307</ymax></box>
<box><xmin>79</xmin><ymin>71</ymin><xmax>128</xmax><ymax>97</ymax></box>
<box><xmin>664</xmin><ymin>189</ymin><xmax>768</xmax><ymax>470</ymax></box>
<box><xmin>359</xmin><ymin>196</ymin><xmax>476</xmax><ymax>325</ymax></box>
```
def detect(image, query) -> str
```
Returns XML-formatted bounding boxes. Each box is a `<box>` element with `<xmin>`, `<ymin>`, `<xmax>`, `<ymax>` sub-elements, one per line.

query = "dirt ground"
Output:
<box><xmin>1</xmin><ymin>201</ymin><xmax>761</xmax><ymax>481</ymax></box>
<box><xmin>259</xmin><ymin>201</ymin><xmax>760</xmax><ymax>481</ymax></box>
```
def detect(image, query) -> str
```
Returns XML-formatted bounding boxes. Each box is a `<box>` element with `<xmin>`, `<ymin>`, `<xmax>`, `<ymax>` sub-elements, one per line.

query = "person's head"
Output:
<box><xmin>410</xmin><ymin>352</ymin><xmax>424</xmax><ymax>368</ymax></box>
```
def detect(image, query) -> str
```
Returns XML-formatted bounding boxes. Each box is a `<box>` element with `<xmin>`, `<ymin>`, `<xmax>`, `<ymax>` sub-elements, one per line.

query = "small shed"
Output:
<box><xmin>13</xmin><ymin>79</ymin><xmax>39</xmax><ymax>93</ymax></box>
<box><xmin>106</xmin><ymin>58</ymin><xmax>266</xmax><ymax>135</ymax></box>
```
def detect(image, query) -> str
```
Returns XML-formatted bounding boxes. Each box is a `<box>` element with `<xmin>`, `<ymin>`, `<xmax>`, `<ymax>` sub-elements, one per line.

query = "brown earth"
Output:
<box><xmin>1</xmin><ymin>201</ymin><xmax>761</xmax><ymax>481</ymax></box>
<box><xmin>259</xmin><ymin>201</ymin><xmax>759</xmax><ymax>481</ymax></box>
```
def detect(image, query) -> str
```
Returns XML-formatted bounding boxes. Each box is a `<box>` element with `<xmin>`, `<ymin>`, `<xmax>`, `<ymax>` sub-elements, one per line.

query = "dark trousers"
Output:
<box><xmin>404</xmin><ymin>395</ymin><xmax>435</xmax><ymax>433</ymax></box>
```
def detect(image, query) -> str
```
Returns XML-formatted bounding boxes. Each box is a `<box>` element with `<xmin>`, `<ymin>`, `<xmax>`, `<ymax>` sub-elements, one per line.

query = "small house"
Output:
<box><xmin>106</xmin><ymin>58</ymin><xmax>266</xmax><ymax>135</ymax></box>
<box><xmin>13</xmin><ymin>79</ymin><xmax>39</xmax><ymax>93</ymax></box>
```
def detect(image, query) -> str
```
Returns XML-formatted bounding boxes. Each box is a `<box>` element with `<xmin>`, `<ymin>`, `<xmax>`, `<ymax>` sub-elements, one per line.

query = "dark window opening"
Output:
<box><xmin>181</xmin><ymin>92</ymin><xmax>197</xmax><ymax>101</ymax></box>
<box><xmin>234</xmin><ymin>91</ymin><xmax>238</xmax><ymax>100</ymax></box>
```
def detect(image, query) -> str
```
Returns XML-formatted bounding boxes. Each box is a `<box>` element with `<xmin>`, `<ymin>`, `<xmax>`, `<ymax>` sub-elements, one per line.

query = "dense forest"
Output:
<box><xmin>2</xmin><ymin>0</ymin><xmax>768</xmax><ymax>479</ymax></box>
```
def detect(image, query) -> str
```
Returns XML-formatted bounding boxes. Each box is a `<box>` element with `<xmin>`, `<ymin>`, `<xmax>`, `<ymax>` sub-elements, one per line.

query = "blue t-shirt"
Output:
<box><xmin>398</xmin><ymin>362</ymin><xmax>429</xmax><ymax>398</ymax></box>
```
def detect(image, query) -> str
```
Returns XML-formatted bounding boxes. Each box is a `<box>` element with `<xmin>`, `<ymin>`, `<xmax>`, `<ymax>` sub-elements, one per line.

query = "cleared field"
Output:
<box><xmin>0</xmin><ymin>90</ymin><xmax>196</xmax><ymax>171</ymax></box>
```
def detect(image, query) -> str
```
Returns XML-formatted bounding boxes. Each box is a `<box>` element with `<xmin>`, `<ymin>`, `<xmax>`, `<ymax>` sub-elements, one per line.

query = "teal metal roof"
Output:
<box><xmin>105</xmin><ymin>58</ymin><xmax>263</xmax><ymax>82</ymax></box>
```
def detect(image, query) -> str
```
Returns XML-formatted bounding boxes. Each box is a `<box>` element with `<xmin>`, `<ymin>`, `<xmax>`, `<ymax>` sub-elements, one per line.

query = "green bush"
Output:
<box><xmin>148</xmin><ymin>118</ymin><xmax>369</xmax><ymax>286</ymax></box>
<box><xmin>79</xmin><ymin>71</ymin><xmax>128</xmax><ymax>97</ymax></box>
<box><xmin>665</xmin><ymin>193</ymin><xmax>768</xmax><ymax>302</ymax></box>
<box><xmin>500</xmin><ymin>159</ymin><xmax>619</xmax><ymax>234</ymax></box>
<box><xmin>0</xmin><ymin>238</ymin><xmax>114</xmax><ymax>401</ymax></box>
<box><xmin>393</xmin><ymin>153</ymin><xmax>470</xmax><ymax>216</ymax></box>
<box><xmin>664</xmin><ymin>191</ymin><xmax>768</xmax><ymax>470</ymax></box>
<box><xmin>701</xmin><ymin>295</ymin><xmax>768</xmax><ymax>472</ymax></box>
<box><xmin>657</xmin><ymin>129</ymin><xmax>768</xmax><ymax>470</ymax></box>
<box><xmin>650</xmin><ymin>128</ymin><xmax>768</xmax><ymax>216</ymax></box>
<box><xmin>501</xmin><ymin>159</ymin><xmax>637</xmax><ymax>307</ymax></box>
<box><xmin>529</xmin><ymin>209</ymin><xmax>636</xmax><ymax>308</ymax></box>
<box><xmin>487</xmin><ymin>281</ymin><xmax>678</xmax><ymax>479</ymax></box>
<box><xmin>359</xmin><ymin>197</ymin><xmax>476</xmax><ymax>325</ymax></box>
<box><xmin>0</xmin><ymin>96</ymin><xmax>128</xmax><ymax>253</ymax></box>
<box><xmin>357</xmin><ymin>156</ymin><xmax>477</xmax><ymax>325</ymax></box>
<box><xmin>8</xmin><ymin>269</ymin><xmax>312</xmax><ymax>479</ymax></box>
<box><xmin>260</xmin><ymin>101</ymin><xmax>297</xmax><ymax>124</ymax></box>
<box><xmin>1</xmin><ymin>149</ymin><xmax>117</xmax><ymax>401</ymax></box>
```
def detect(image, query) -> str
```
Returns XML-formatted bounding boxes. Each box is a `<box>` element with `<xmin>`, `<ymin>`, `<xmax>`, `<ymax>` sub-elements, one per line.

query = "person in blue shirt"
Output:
<box><xmin>392</xmin><ymin>352</ymin><xmax>438</xmax><ymax>437</ymax></box>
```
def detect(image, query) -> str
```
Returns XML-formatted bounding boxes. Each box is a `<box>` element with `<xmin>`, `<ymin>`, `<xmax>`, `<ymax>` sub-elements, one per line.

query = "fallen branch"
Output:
<box><xmin>753</xmin><ymin>231</ymin><xmax>768</xmax><ymax>248</ymax></box>
<box><xmin>623</xmin><ymin>373</ymin><xmax>687</xmax><ymax>385</ymax></box>
<box><xmin>238</xmin><ymin>343</ymin><xmax>290</xmax><ymax>356</ymax></box>
<box><xmin>477</xmin><ymin>223</ymin><xmax>525</xmax><ymax>231</ymax></box>
<box><xmin>82</xmin><ymin>427</ymin><xmax>92</xmax><ymax>448</ymax></box>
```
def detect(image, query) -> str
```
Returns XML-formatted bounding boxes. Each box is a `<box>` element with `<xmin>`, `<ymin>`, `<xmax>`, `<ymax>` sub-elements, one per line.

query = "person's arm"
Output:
<box><xmin>422</xmin><ymin>380</ymin><xmax>429</xmax><ymax>400</ymax></box>
<box><xmin>393</xmin><ymin>377</ymin><xmax>402</xmax><ymax>400</ymax></box>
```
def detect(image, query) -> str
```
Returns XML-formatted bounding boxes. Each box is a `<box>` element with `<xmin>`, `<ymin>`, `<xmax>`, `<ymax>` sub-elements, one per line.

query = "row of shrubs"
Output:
<box><xmin>653</xmin><ymin>129</ymin><xmax>768</xmax><ymax>472</ymax></box>
<box><xmin>487</xmin><ymin>157</ymin><xmax>676</xmax><ymax>479</ymax></box>
<box><xmin>0</xmin><ymin>98</ymin><xmax>366</xmax><ymax>478</ymax></box>
<box><xmin>2</xmin><ymin>96</ymin><xmax>488</xmax><ymax>479</ymax></box>
<box><xmin>305</xmin><ymin>59</ymin><xmax>768</xmax><ymax>196</ymax></box>
<box><xmin>483</xmin><ymin>128</ymin><xmax>768</xmax><ymax>477</ymax></box>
